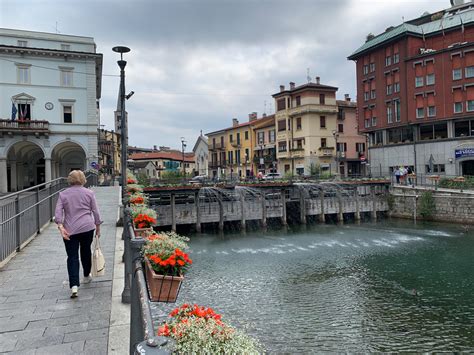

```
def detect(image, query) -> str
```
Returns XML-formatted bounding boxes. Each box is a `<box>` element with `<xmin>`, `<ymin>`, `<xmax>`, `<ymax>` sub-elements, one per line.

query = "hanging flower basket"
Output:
<box><xmin>134</xmin><ymin>227</ymin><xmax>153</xmax><ymax>238</ymax></box>
<box><xmin>145</xmin><ymin>258</ymin><xmax>184</xmax><ymax>302</ymax></box>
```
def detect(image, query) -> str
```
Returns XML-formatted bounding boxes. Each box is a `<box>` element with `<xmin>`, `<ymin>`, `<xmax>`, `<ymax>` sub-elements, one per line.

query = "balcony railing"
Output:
<box><xmin>209</xmin><ymin>161</ymin><xmax>227</xmax><ymax>169</ymax></box>
<box><xmin>318</xmin><ymin>147</ymin><xmax>335</xmax><ymax>157</ymax></box>
<box><xmin>230</xmin><ymin>141</ymin><xmax>241</xmax><ymax>148</ymax></box>
<box><xmin>210</xmin><ymin>142</ymin><xmax>225</xmax><ymax>150</ymax></box>
<box><xmin>0</xmin><ymin>119</ymin><xmax>50</xmax><ymax>134</ymax></box>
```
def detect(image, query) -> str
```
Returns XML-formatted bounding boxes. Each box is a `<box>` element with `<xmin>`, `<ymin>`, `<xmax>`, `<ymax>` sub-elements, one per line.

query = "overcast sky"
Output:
<box><xmin>1</xmin><ymin>0</ymin><xmax>448</xmax><ymax>151</ymax></box>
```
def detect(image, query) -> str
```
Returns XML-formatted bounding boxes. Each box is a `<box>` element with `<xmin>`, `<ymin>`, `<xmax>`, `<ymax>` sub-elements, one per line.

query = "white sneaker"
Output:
<box><xmin>71</xmin><ymin>286</ymin><xmax>78</xmax><ymax>298</ymax></box>
<box><xmin>82</xmin><ymin>275</ymin><xmax>92</xmax><ymax>284</ymax></box>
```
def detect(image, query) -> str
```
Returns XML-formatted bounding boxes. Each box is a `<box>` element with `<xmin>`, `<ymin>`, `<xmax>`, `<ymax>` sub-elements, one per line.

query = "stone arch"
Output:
<box><xmin>51</xmin><ymin>140</ymin><xmax>87</xmax><ymax>178</ymax></box>
<box><xmin>6</xmin><ymin>140</ymin><xmax>46</xmax><ymax>191</ymax></box>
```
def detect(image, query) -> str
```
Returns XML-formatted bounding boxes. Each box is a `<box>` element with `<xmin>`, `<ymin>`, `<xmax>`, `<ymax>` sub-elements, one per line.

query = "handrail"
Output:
<box><xmin>0</xmin><ymin>177</ymin><xmax>66</xmax><ymax>201</ymax></box>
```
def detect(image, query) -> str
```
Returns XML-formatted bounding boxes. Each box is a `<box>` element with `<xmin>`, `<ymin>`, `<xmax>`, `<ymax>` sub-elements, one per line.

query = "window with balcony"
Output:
<box><xmin>428</xmin><ymin>106</ymin><xmax>436</xmax><ymax>117</ymax></box>
<box><xmin>338</xmin><ymin>123</ymin><xmax>343</xmax><ymax>133</ymax></box>
<box><xmin>415</xmin><ymin>76</ymin><xmax>424</xmax><ymax>87</ymax></box>
<box><xmin>236</xmin><ymin>133</ymin><xmax>241</xmax><ymax>145</ymax></box>
<box><xmin>245</xmin><ymin>131</ymin><xmax>249</xmax><ymax>140</ymax></box>
<box><xmin>63</xmin><ymin>105</ymin><xmax>73</xmax><ymax>123</ymax></box>
<box><xmin>230</xmin><ymin>134</ymin><xmax>233</xmax><ymax>142</ymax></box>
<box><xmin>320</xmin><ymin>116</ymin><xmax>326</xmax><ymax>128</ymax></box>
<box><xmin>296</xmin><ymin>117</ymin><xmax>302</xmax><ymax>130</ymax></box>
<box><xmin>466</xmin><ymin>66</ymin><xmax>474</xmax><ymax>78</ymax></box>
<box><xmin>336</xmin><ymin>142</ymin><xmax>347</xmax><ymax>152</ymax></box>
<box><xmin>394</xmin><ymin>82</ymin><xmax>400</xmax><ymax>93</ymax></box>
<box><xmin>416</xmin><ymin>107</ymin><xmax>424</xmax><ymax>119</ymax></box>
<box><xmin>338</xmin><ymin>108</ymin><xmax>345</xmax><ymax>120</ymax></box>
<box><xmin>387</xmin><ymin>105</ymin><xmax>393</xmax><ymax>123</ymax></box>
<box><xmin>295</xmin><ymin>139</ymin><xmax>304</xmax><ymax>149</ymax></box>
<box><xmin>287</xmin><ymin>118</ymin><xmax>291</xmax><ymax>130</ymax></box>
<box><xmin>277</xmin><ymin>98</ymin><xmax>286</xmax><ymax>111</ymax></box>
<box><xmin>278</xmin><ymin>141</ymin><xmax>287</xmax><ymax>152</ymax></box>
<box><xmin>296</xmin><ymin>96</ymin><xmax>301</xmax><ymax>106</ymax></box>
<box><xmin>221</xmin><ymin>136</ymin><xmax>224</xmax><ymax>146</ymax></box>
<box><xmin>453</xmin><ymin>68</ymin><xmax>462</xmax><ymax>80</ymax></box>
<box><xmin>454</xmin><ymin>102</ymin><xmax>463</xmax><ymax>113</ymax></box>
<box><xmin>245</xmin><ymin>148</ymin><xmax>249</xmax><ymax>162</ymax></box>
<box><xmin>258</xmin><ymin>131</ymin><xmax>265</xmax><ymax>144</ymax></box>
<box><xmin>236</xmin><ymin>150</ymin><xmax>241</xmax><ymax>164</ymax></box>
<box><xmin>319</xmin><ymin>94</ymin><xmax>325</xmax><ymax>105</ymax></box>
<box><xmin>212</xmin><ymin>138</ymin><xmax>216</xmax><ymax>148</ymax></box>
<box><xmin>385</xmin><ymin>56</ymin><xmax>391</xmax><ymax>66</ymax></box>
<box><xmin>17</xmin><ymin>103</ymin><xmax>31</xmax><ymax>120</ymax></box>
<box><xmin>228</xmin><ymin>151</ymin><xmax>234</xmax><ymax>164</ymax></box>
<box><xmin>321</xmin><ymin>138</ymin><xmax>327</xmax><ymax>148</ymax></box>
<box><xmin>277</xmin><ymin>120</ymin><xmax>286</xmax><ymax>132</ymax></box>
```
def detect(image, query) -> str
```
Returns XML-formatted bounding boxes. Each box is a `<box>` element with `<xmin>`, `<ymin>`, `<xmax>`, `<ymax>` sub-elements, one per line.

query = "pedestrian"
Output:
<box><xmin>394</xmin><ymin>166</ymin><xmax>401</xmax><ymax>184</ymax></box>
<box><xmin>407</xmin><ymin>166</ymin><xmax>414</xmax><ymax>185</ymax></box>
<box><xmin>55</xmin><ymin>170</ymin><xmax>102</xmax><ymax>298</ymax></box>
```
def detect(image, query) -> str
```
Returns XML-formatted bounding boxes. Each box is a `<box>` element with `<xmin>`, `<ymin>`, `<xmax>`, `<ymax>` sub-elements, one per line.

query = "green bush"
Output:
<box><xmin>419</xmin><ymin>191</ymin><xmax>435</xmax><ymax>219</ymax></box>
<box><xmin>438</xmin><ymin>176</ymin><xmax>474</xmax><ymax>190</ymax></box>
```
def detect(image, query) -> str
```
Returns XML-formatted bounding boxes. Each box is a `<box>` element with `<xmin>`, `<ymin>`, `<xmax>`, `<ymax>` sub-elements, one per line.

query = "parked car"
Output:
<box><xmin>263</xmin><ymin>172</ymin><xmax>282</xmax><ymax>180</ymax></box>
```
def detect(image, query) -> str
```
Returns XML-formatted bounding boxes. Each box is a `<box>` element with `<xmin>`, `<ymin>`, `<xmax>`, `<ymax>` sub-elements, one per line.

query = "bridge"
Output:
<box><xmin>147</xmin><ymin>181</ymin><xmax>390</xmax><ymax>231</ymax></box>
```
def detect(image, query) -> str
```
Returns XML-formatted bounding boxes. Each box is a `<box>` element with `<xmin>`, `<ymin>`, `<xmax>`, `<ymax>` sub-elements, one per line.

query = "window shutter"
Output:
<box><xmin>466</xmin><ymin>86</ymin><xmax>474</xmax><ymax>100</ymax></box>
<box><xmin>393</xmin><ymin>43</ymin><xmax>399</xmax><ymax>54</ymax></box>
<box><xmin>385</xmin><ymin>47</ymin><xmax>392</xmax><ymax>56</ymax></box>
<box><xmin>364</xmin><ymin>56</ymin><xmax>369</xmax><ymax>65</ymax></box>
<box><xmin>416</xmin><ymin>95</ymin><xmax>424</xmax><ymax>108</ymax></box>
<box><xmin>386</xmin><ymin>75</ymin><xmax>393</xmax><ymax>85</ymax></box>
<box><xmin>394</xmin><ymin>71</ymin><xmax>400</xmax><ymax>82</ymax></box>
<box><xmin>371</xmin><ymin>80</ymin><xmax>376</xmax><ymax>90</ymax></box>
<box><xmin>415</xmin><ymin>63</ymin><xmax>423</xmax><ymax>76</ymax></box>
<box><xmin>364</xmin><ymin>82</ymin><xmax>369</xmax><ymax>91</ymax></box>
<box><xmin>453</xmin><ymin>88</ymin><xmax>463</xmax><ymax>102</ymax></box>
<box><xmin>365</xmin><ymin>108</ymin><xmax>371</xmax><ymax>119</ymax></box>
<box><xmin>465</xmin><ymin>52</ymin><xmax>474</xmax><ymax>66</ymax></box>
<box><xmin>452</xmin><ymin>54</ymin><xmax>462</xmax><ymax>68</ymax></box>
<box><xmin>427</xmin><ymin>93</ymin><xmax>435</xmax><ymax>106</ymax></box>
<box><xmin>426</xmin><ymin>61</ymin><xmax>434</xmax><ymax>75</ymax></box>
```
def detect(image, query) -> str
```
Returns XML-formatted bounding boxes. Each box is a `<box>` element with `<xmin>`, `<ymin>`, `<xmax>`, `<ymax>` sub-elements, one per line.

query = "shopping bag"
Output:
<box><xmin>92</xmin><ymin>236</ymin><xmax>105</xmax><ymax>277</ymax></box>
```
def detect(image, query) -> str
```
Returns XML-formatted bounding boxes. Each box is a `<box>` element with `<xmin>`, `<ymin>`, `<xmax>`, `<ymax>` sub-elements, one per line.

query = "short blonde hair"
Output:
<box><xmin>68</xmin><ymin>170</ymin><xmax>86</xmax><ymax>186</ymax></box>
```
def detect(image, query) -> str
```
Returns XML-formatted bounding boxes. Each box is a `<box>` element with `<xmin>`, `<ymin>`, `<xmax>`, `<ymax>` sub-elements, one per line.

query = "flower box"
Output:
<box><xmin>134</xmin><ymin>227</ymin><xmax>153</xmax><ymax>238</ymax></box>
<box><xmin>145</xmin><ymin>258</ymin><xmax>183</xmax><ymax>302</ymax></box>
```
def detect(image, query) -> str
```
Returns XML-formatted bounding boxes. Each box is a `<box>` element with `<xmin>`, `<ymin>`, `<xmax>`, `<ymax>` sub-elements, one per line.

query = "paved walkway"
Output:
<box><xmin>0</xmin><ymin>186</ymin><xmax>123</xmax><ymax>354</ymax></box>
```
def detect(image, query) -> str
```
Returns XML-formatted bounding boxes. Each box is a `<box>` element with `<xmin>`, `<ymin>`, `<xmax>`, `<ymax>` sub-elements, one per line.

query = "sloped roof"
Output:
<box><xmin>130</xmin><ymin>151</ymin><xmax>195</xmax><ymax>163</ymax></box>
<box><xmin>348</xmin><ymin>6</ymin><xmax>474</xmax><ymax>59</ymax></box>
<box><xmin>206</xmin><ymin>114</ymin><xmax>275</xmax><ymax>136</ymax></box>
<box><xmin>272</xmin><ymin>82</ymin><xmax>338</xmax><ymax>97</ymax></box>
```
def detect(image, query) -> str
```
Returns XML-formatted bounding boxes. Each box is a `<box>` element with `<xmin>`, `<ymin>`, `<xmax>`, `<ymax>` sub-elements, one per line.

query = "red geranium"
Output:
<box><xmin>130</xmin><ymin>196</ymin><xmax>144</xmax><ymax>205</ymax></box>
<box><xmin>146</xmin><ymin>248</ymin><xmax>192</xmax><ymax>276</ymax></box>
<box><xmin>134</xmin><ymin>213</ymin><xmax>156</xmax><ymax>228</ymax></box>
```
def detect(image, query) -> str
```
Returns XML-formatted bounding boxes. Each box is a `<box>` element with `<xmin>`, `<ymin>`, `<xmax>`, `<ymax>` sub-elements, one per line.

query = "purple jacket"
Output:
<box><xmin>55</xmin><ymin>186</ymin><xmax>103</xmax><ymax>235</ymax></box>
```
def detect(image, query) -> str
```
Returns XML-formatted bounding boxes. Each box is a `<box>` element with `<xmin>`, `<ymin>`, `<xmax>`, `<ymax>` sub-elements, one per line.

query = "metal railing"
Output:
<box><xmin>0</xmin><ymin>172</ymin><xmax>99</xmax><ymax>267</ymax></box>
<box><xmin>0</xmin><ymin>119</ymin><xmax>50</xmax><ymax>132</ymax></box>
<box><xmin>0</xmin><ymin>178</ymin><xmax>67</xmax><ymax>266</ymax></box>
<box><xmin>122</xmin><ymin>208</ymin><xmax>171</xmax><ymax>354</ymax></box>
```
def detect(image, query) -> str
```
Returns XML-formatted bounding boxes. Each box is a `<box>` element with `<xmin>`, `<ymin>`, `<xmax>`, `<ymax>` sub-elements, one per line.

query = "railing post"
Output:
<box><xmin>36</xmin><ymin>187</ymin><xmax>41</xmax><ymax>234</ymax></box>
<box><xmin>122</xmin><ymin>208</ymin><xmax>132</xmax><ymax>304</ymax></box>
<box><xmin>15</xmin><ymin>195</ymin><xmax>21</xmax><ymax>252</ymax></box>
<box><xmin>49</xmin><ymin>184</ymin><xmax>54</xmax><ymax>222</ymax></box>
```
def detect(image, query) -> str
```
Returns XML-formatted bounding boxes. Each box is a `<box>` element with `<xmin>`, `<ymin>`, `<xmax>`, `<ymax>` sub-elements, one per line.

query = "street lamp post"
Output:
<box><xmin>332</xmin><ymin>130</ymin><xmax>339</xmax><ymax>178</ymax></box>
<box><xmin>113</xmin><ymin>45</ymin><xmax>131</xmax><ymax>304</ymax></box>
<box><xmin>181</xmin><ymin>137</ymin><xmax>187</xmax><ymax>179</ymax></box>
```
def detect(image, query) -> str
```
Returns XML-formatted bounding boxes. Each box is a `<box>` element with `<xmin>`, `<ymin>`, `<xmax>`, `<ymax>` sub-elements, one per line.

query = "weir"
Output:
<box><xmin>145</xmin><ymin>181</ymin><xmax>390</xmax><ymax>230</ymax></box>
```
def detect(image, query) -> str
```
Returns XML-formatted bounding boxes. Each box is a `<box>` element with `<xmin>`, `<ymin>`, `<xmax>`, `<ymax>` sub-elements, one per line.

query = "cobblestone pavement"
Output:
<box><xmin>0</xmin><ymin>186</ymin><xmax>120</xmax><ymax>354</ymax></box>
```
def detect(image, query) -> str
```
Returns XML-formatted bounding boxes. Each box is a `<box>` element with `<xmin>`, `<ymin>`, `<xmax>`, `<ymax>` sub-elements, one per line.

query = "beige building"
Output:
<box><xmin>272</xmin><ymin>78</ymin><xmax>366</xmax><ymax>176</ymax></box>
<box><xmin>252</xmin><ymin>114</ymin><xmax>276</xmax><ymax>174</ymax></box>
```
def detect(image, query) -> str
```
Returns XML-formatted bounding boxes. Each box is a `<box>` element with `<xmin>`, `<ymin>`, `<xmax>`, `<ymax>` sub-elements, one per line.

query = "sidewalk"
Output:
<box><xmin>0</xmin><ymin>186</ymin><xmax>124</xmax><ymax>354</ymax></box>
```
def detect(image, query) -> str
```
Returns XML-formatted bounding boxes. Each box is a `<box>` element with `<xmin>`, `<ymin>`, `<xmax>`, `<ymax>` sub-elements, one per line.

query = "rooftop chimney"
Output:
<box><xmin>232</xmin><ymin>118</ymin><xmax>239</xmax><ymax>127</ymax></box>
<box><xmin>344</xmin><ymin>94</ymin><xmax>350</xmax><ymax>102</ymax></box>
<box><xmin>153</xmin><ymin>145</ymin><xmax>157</xmax><ymax>151</ymax></box>
<box><xmin>248</xmin><ymin>112</ymin><xmax>258</xmax><ymax>121</ymax></box>
<box><xmin>280</xmin><ymin>85</ymin><xmax>285</xmax><ymax>92</ymax></box>
<box><xmin>263</xmin><ymin>113</ymin><xmax>267</xmax><ymax>117</ymax></box>
<box><xmin>316</xmin><ymin>76</ymin><xmax>320</xmax><ymax>85</ymax></box>
<box><xmin>289</xmin><ymin>82</ymin><xmax>295</xmax><ymax>90</ymax></box>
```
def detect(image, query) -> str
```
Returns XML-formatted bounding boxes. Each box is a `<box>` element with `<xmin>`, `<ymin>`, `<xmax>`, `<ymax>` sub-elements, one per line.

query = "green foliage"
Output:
<box><xmin>136</xmin><ymin>173</ymin><xmax>150</xmax><ymax>187</ymax></box>
<box><xmin>439</xmin><ymin>176</ymin><xmax>474</xmax><ymax>190</ymax></box>
<box><xmin>419</xmin><ymin>191</ymin><xmax>435</xmax><ymax>219</ymax></box>
<box><xmin>309</xmin><ymin>163</ymin><xmax>320</xmax><ymax>176</ymax></box>
<box><xmin>284</xmin><ymin>171</ymin><xmax>294</xmax><ymax>180</ymax></box>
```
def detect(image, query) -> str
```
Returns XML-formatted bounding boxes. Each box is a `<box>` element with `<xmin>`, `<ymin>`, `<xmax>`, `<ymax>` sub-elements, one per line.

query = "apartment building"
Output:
<box><xmin>0</xmin><ymin>28</ymin><xmax>102</xmax><ymax>192</ymax></box>
<box><xmin>98</xmin><ymin>128</ymin><xmax>121</xmax><ymax>183</ymax></box>
<box><xmin>272</xmin><ymin>79</ymin><xmax>366</xmax><ymax>176</ymax></box>
<box><xmin>348</xmin><ymin>0</ymin><xmax>474</xmax><ymax>177</ymax></box>
<box><xmin>130</xmin><ymin>150</ymin><xmax>195</xmax><ymax>178</ymax></box>
<box><xmin>253</xmin><ymin>114</ymin><xmax>277</xmax><ymax>175</ymax></box>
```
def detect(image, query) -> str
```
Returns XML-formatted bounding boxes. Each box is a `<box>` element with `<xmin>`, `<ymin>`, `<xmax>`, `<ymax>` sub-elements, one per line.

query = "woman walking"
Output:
<box><xmin>55</xmin><ymin>170</ymin><xmax>102</xmax><ymax>298</ymax></box>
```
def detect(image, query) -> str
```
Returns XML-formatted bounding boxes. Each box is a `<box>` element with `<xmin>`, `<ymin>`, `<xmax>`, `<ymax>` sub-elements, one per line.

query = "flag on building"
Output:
<box><xmin>11</xmin><ymin>102</ymin><xmax>17</xmax><ymax>121</ymax></box>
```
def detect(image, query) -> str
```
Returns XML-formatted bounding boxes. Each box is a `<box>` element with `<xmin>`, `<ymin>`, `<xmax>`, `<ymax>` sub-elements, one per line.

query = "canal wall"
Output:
<box><xmin>390</xmin><ymin>186</ymin><xmax>474</xmax><ymax>224</ymax></box>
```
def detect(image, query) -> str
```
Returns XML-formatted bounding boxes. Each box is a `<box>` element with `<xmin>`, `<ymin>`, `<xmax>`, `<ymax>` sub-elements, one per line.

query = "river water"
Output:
<box><xmin>152</xmin><ymin>220</ymin><xmax>474</xmax><ymax>352</ymax></box>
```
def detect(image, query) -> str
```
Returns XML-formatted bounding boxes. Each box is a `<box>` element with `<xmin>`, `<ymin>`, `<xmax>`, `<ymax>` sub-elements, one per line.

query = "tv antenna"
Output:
<box><xmin>55</xmin><ymin>21</ymin><xmax>60</xmax><ymax>34</ymax></box>
<box><xmin>306</xmin><ymin>68</ymin><xmax>311</xmax><ymax>83</ymax></box>
<box><xmin>264</xmin><ymin>100</ymin><xmax>267</xmax><ymax>115</ymax></box>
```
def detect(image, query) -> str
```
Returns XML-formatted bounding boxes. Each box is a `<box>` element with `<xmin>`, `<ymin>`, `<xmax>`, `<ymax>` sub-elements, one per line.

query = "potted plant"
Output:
<box><xmin>131</xmin><ymin>206</ymin><xmax>157</xmax><ymax>237</ymax></box>
<box><xmin>127</xmin><ymin>183</ymin><xmax>143</xmax><ymax>193</ymax></box>
<box><xmin>142</xmin><ymin>233</ymin><xmax>191</xmax><ymax>302</ymax></box>
<box><xmin>129</xmin><ymin>193</ymin><xmax>146</xmax><ymax>205</ymax></box>
<box><xmin>157</xmin><ymin>304</ymin><xmax>262</xmax><ymax>353</ymax></box>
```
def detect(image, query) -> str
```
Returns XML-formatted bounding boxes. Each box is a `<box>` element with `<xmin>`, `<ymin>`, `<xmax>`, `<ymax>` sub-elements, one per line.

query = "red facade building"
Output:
<box><xmin>349</xmin><ymin>1</ymin><xmax>474</xmax><ymax>177</ymax></box>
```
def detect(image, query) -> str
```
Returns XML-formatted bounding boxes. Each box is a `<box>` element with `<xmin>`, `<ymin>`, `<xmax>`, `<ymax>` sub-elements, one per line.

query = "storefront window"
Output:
<box><xmin>455</xmin><ymin>120</ymin><xmax>470</xmax><ymax>137</ymax></box>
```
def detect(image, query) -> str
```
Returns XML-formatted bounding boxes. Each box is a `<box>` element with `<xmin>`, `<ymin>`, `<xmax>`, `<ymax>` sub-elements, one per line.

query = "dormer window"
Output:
<box><xmin>17</xmin><ymin>40</ymin><xmax>27</xmax><ymax>47</ymax></box>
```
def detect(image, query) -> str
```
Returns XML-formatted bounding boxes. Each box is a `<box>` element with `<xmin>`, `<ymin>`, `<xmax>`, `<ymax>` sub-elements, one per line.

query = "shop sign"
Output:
<box><xmin>455</xmin><ymin>148</ymin><xmax>474</xmax><ymax>159</ymax></box>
